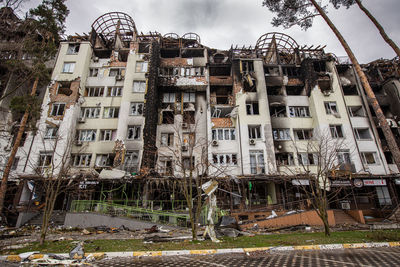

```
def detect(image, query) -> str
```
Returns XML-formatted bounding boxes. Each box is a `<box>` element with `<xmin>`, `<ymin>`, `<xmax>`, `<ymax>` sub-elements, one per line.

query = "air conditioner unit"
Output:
<box><xmin>341</xmin><ymin>202</ymin><xmax>351</xmax><ymax>210</ymax></box>
<box><xmin>249</xmin><ymin>139</ymin><xmax>256</xmax><ymax>145</ymax></box>
<box><xmin>75</xmin><ymin>140</ymin><xmax>83</xmax><ymax>146</ymax></box>
<box><xmin>181</xmin><ymin>122</ymin><xmax>188</xmax><ymax>128</ymax></box>
<box><xmin>78</xmin><ymin>117</ymin><xmax>85</xmax><ymax>123</ymax></box>
<box><xmin>276</xmin><ymin>144</ymin><xmax>282</xmax><ymax>150</ymax></box>
<box><xmin>181</xmin><ymin>145</ymin><xmax>188</xmax><ymax>151</ymax></box>
<box><xmin>115</xmin><ymin>74</ymin><xmax>124</xmax><ymax>81</ymax></box>
<box><xmin>212</xmin><ymin>140</ymin><xmax>219</xmax><ymax>146</ymax></box>
<box><xmin>93</xmin><ymin>56</ymin><xmax>99</xmax><ymax>62</ymax></box>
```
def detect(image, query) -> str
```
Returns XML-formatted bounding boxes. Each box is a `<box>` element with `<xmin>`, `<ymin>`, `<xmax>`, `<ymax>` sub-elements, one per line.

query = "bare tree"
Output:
<box><xmin>284</xmin><ymin>129</ymin><xmax>353</xmax><ymax>236</ymax></box>
<box><xmin>20</xmin><ymin>124</ymin><xmax>81</xmax><ymax>245</ymax></box>
<box><xmin>153</xmin><ymin>113</ymin><xmax>232</xmax><ymax>240</ymax></box>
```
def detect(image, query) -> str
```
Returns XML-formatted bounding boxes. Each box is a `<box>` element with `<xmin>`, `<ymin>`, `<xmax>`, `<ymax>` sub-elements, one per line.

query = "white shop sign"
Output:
<box><xmin>363</xmin><ymin>179</ymin><xmax>386</xmax><ymax>186</ymax></box>
<box><xmin>292</xmin><ymin>179</ymin><xmax>310</xmax><ymax>186</ymax></box>
<box><xmin>395</xmin><ymin>179</ymin><xmax>400</xmax><ymax>185</ymax></box>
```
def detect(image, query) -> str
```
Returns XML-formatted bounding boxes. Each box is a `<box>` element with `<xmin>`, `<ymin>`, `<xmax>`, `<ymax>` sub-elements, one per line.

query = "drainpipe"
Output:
<box><xmin>351</xmin><ymin>65</ymin><xmax>389</xmax><ymax>174</ymax></box>
<box><xmin>236</xmin><ymin>105</ymin><xmax>244</xmax><ymax>176</ymax></box>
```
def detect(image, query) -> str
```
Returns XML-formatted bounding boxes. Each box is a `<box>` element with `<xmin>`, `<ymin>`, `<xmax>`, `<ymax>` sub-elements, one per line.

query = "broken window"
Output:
<box><xmin>361</xmin><ymin>152</ymin><xmax>379</xmax><ymax>165</ymax></box>
<box><xmin>330</xmin><ymin>125</ymin><xmax>344</xmax><ymax>138</ymax></box>
<box><xmin>293</xmin><ymin>129</ymin><xmax>313</xmax><ymax>140</ymax></box>
<box><xmin>213</xmin><ymin>154</ymin><xmax>238</xmax><ymax>165</ymax></box>
<box><xmin>95</xmin><ymin>154</ymin><xmax>115</xmax><ymax>167</ymax></box>
<box><xmin>44</xmin><ymin>126</ymin><xmax>58</xmax><ymax>139</ymax></box>
<box><xmin>89</xmin><ymin>68</ymin><xmax>99</xmax><ymax>77</ymax></box>
<box><xmin>270</xmin><ymin>105</ymin><xmax>287</xmax><ymax>117</ymax></box>
<box><xmin>209</xmin><ymin>66</ymin><xmax>231</xmax><ymax>76</ymax></box>
<box><xmin>289</xmin><ymin>106</ymin><xmax>310</xmax><ymax>117</ymax></box>
<box><xmin>241</xmin><ymin>60</ymin><xmax>254</xmax><ymax>74</ymax></box>
<box><xmin>264</xmin><ymin>66</ymin><xmax>280</xmax><ymax>76</ymax></box>
<box><xmin>161</xmin><ymin>133</ymin><xmax>174</xmax><ymax>146</ymax></box>
<box><xmin>298</xmin><ymin>153</ymin><xmax>317</xmax><ymax>165</ymax></box>
<box><xmin>282</xmin><ymin>66</ymin><xmax>301</xmax><ymax>77</ymax></box>
<box><xmin>124</xmin><ymin>151</ymin><xmax>140</xmax><ymax>173</ymax></box>
<box><xmin>159</xmin><ymin>157</ymin><xmax>173</xmax><ymax>175</ymax></box>
<box><xmin>162</xmin><ymin>111</ymin><xmax>174</xmax><ymax>124</ymax></box>
<box><xmin>246</xmin><ymin>102</ymin><xmax>259</xmax><ymax>115</ymax></box>
<box><xmin>342</xmin><ymin>85</ymin><xmax>358</xmax><ymax>95</ymax></box>
<box><xmin>135</xmin><ymin>61</ymin><xmax>148</xmax><ymax>72</ymax></box>
<box><xmin>109</xmin><ymin>68</ymin><xmax>123</xmax><ymax>77</ymax></box>
<box><xmin>183</xmin><ymin>92</ymin><xmax>196</xmax><ymax>103</ymax></box>
<box><xmin>313</xmin><ymin>61</ymin><xmax>326</xmax><ymax>72</ymax></box>
<box><xmin>273</xmin><ymin>128</ymin><xmax>291</xmax><ymax>140</ymax></box>
<box><xmin>11</xmin><ymin>157</ymin><xmax>20</xmax><ymax>170</ymax></box>
<box><xmin>67</xmin><ymin>44</ymin><xmax>80</xmax><ymax>55</ymax></box>
<box><xmin>62</xmin><ymin>62</ymin><xmax>75</xmax><ymax>73</ymax></box>
<box><xmin>183</xmin><ymin>156</ymin><xmax>195</xmax><ymax>170</ymax></box>
<box><xmin>276</xmin><ymin>153</ymin><xmax>294</xmax><ymax>166</ymax></box>
<box><xmin>181</xmin><ymin>48</ymin><xmax>204</xmax><ymax>58</ymax></box>
<box><xmin>160</xmin><ymin>49</ymin><xmax>180</xmax><ymax>58</ymax></box>
<box><xmin>38</xmin><ymin>152</ymin><xmax>53</xmax><ymax>169</ymax></box>
<box><xmin>250</xmin><ymin>150</ymin><xmax>265</xmax><ymax>174</ymax></box>
<box><xmin>127</xmin><ymin>125</ymin><xmax>141</xmax><ymax>140</ymax></box>
<box><xmin>212</xmin><ymin>128</ymin><xmax>236</xmax><ymax>141</ymax></box>
<box><xmin>267</xmin><ymin>86</ymin><xmax>283</xmax><ymax>95</ymax></box>
<box><xmin>130</xmin><ymin>102</ymin><xmax>144</xmax><ymax>116</ymax></box>
<box><xmin>50</xmin><ymin>103</ymin><xmax>65</xmax><ymax>116</ymax></box>
<box><xmin>384</xmin><ymin>152</ymin><xmax>394</xmax><ymax>164</ymax></box>
<box><xmin>182</xmin><ymin>133</ymin><xmax>195</xmax><ymax>148</ymax></box>
<box><xmin>107</xmin><ymin>87</ymin><xmax>122</xmax><ymax>97</ymax></box>
<box><xmin>138</xmin><ymin>43</ymin><xmax>150</xmax><ymax>53</ymax></box>
<box><xmin>77</xmin><ymin>129</ymin><xmax>96</xmax><ymax>141</ymax></box>
<box><xmin>337</xmin><ymin>150</ymin><xmax>351</xmax><ymax>165</ymax></box>
<box><xmin>103</xmin><ymin>107</ymin><xmax>119</xmax><ymax>118</ymax></box>
<box><xmin>99</xmin><ymin>130</ymin><xmax>116</xmax><ymax>141</ymax></box>
<box><xmin>210</xmin><ymin>86</ymin><xmax>232</xmax><ymax>105</ymax></box>
<box><xmin>133</xmin><ymin>81</ymin><xmax>146</xmax><ymax>92</ymax></box>
<box><xmin>354</xmin><ymin>128</ymin><xmax>372</xmax><ymax>140</ymax></box>
<box><xmin>85</xmin><ymin>87</ymin><xmax>104</xmax><ymax>97</ymax></box>
<box><xmin>57</xmin><ymin>82</ymin><xmax>72</xmax><ymax>96</ymax></box>
<box><xmin>248</xmin><ymin>125</ymin><xmax>262</xmax><ymax>139</ymax></box>
<box><xmin>80</xmin><ymin>107</ymin><xmax>100</xmax><ymax>119</ymax></box>
<box><xmin>286</xmin><ymin>85</ymin><xmax>304</xmax><ymax>95</ymax></box>
<box><xmin>348</xmin><ymin>106</ymin><xmax>365</xmax><ymax>117</ymax></box>
<box><xmin>163</xmin><ymin>93</ymin><xmax>176</xmax><ymax>103</ymax></box>
<box><xmin>72</xmin><ymin>154</ymin><xmax>92</xmax><ymax>167</ymax></box>
<box><xmin>324</xmin><ymin>101</ymin><xmax>338</xmax><ymax>115</ymax></box>
<box><xmin>183</xmin><ymin>111</ymin><xmax>195</xmax><ymax>124</ymax></box>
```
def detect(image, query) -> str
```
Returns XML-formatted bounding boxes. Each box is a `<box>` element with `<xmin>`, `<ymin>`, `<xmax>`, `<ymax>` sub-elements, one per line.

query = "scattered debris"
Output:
<box><xmin>266</xmin><ymin>211</ymin><xmax>278</xmax><ymax>219</ymax></box>
<box><xmin>69</xmin><ymin>242</ymin><xmax>84</xmax><ymax>259</ymax></box>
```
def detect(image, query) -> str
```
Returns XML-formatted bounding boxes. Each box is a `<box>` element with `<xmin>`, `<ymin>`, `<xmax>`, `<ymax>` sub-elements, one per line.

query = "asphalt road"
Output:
<box><xmin>93</xmin><ymin>247</ymin><xmax>400</xmax><ymax>267</ymax></box>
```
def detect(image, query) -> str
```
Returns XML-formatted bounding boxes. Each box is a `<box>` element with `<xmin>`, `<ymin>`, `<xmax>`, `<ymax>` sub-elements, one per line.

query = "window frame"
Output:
<box><xmin>130</xmin><ymin>102</ymin><xmax>144</xmax><ymax>116</ymax></box>
<box><xmin>50</xmin><ymin>103</ymin><xmax>66</xmax><ymax>116</ymax></box>
<box><xmin>62</xmin><ymin>62</ymin><xmax>75</xmax><ymax>73</ymax></box>
<box><xmin>127</xmin><ymin>125</ymin><xmax>141</xmax><ymax>140</ymax></box>
<box><xmin>248</xmin><ymin>125</ymin><xmax>262</xmax><ymax>139</ymax></box>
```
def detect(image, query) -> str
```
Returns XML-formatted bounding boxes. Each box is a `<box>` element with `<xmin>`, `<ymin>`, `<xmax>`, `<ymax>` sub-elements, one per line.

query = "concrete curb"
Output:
<box><xmin>2</xmin><ymin>242</ymin><xmax>400</xmax><ymax>262</ymax></box>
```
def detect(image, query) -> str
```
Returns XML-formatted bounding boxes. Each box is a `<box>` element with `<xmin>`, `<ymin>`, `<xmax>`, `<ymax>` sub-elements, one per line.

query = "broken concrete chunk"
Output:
<box><xmin>69</xmin><ymin>242</ymin><xmax>84</xmax><ymax>259</ymax></box>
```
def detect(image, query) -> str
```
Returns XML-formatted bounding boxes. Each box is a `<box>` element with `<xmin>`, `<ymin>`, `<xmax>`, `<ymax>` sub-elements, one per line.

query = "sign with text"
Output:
<box><xmin>330</xmin><ymin>180</ymin><xmax>352</xmax><ymax>187</ymax></box>
<box><xmin>363</xmin><ymin>179</ymin><xmax>386</xmax><ymax>186</ymax></box>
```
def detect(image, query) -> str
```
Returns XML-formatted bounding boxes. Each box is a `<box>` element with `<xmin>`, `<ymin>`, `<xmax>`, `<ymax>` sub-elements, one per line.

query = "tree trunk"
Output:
<box><xmin>309</xmin><ymin>0</ymin><xmax>400</xmax><ymax>171</ymax></box>
<box><xmin>0</xmin><ymin>77</ymin><xmax>39</xmax><ymax>215</ymax></box>
<box><xmin>355</xmin><ymin>0</ymin><xmax>400</xmax><ymax>58</ymax></box>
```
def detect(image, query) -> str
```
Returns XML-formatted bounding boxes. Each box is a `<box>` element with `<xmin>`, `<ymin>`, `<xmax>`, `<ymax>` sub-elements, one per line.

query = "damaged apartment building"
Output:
<box><xmin>5</xmin><ymin>12</ymin><xmax>400</xmax><ymax>226</ymax></box>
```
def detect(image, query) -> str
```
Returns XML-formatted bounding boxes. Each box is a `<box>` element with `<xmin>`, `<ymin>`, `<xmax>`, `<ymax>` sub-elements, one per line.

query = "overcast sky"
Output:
<box><xmin>19</xmin><ymin>0</ymin><xmax>400</xmax><ymax>63</ymax></box>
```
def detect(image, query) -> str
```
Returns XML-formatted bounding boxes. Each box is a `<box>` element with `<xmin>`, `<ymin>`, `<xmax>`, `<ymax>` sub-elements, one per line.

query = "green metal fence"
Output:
<box><xmin>70</xmin><ymin>200</ymin><xmax>190</xmax><ymax>227</ymax></box>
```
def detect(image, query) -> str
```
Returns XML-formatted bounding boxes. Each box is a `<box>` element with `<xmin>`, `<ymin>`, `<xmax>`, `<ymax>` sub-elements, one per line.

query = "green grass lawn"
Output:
<box><xmin>3</xmin><ymin>230</ymin><xmax>400</xmax><ymax>255</ymax></box>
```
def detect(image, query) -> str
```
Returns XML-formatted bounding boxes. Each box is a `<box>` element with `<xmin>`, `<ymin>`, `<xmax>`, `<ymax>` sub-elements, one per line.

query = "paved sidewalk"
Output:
<box><xmin>94</xmin><ymin>247</ymin><xmax>400</xmax><ymax>267</ymax></box>
<box><xmin>1</xmin><ymin>241</ymin><xmax>399</xmax><ymax>263</ymax></box>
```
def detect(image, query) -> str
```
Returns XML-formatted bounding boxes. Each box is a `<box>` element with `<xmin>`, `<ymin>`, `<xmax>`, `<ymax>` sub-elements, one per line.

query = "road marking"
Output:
<box><xmin>372</xmin><ymin>251</ymin><xmax>400</xmax><ymax>256</ymax></box>
<box><xmin>179</xmin><ymin>256</ymin><xmax>227</xmax><ymax>267</ymax></box>
<box><xmin>295</xmin><ymin>255</ymin><xmax>374</xmax><ymax>267</ymax></box>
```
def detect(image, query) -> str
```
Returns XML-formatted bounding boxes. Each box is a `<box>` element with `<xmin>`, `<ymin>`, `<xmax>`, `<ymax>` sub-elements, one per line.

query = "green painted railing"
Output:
<box><xmin>70</xmin><ymin>200</ymin><xmax>190</xmax><ymax>227</ymax></box>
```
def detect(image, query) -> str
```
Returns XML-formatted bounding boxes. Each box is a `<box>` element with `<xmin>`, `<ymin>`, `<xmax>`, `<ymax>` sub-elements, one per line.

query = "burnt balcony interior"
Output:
<box><xmin>210</xmin><ymin>86</ymin><xmax>233</xmax><ymax>105</ymax></box>
<box><xmin>286</xmin><ymin>85</ymin><xmax>305</xmax><ymax>95</ymax></box>
<box><xmin>211</xmin><ymin>105</ymin><xmax>234</xmax><ymax>118</ymax></box>
<box><xmin>342</xmin><ymin>84</ymin><xmax>358</xmax><ymax>95</ymax></box>
<box><xmin>270</xmin><ymin>104</ymin><xmax>287</xmax><ymax>117</ymax></box>
<box><xmin>267</xmin><ymin>85</ymin><xmax>284</xmax><ymax>95</ymax></box>
<box><xmin>159</xmin><ymin>90</ymin><xmax>198</xmax><ymax>124</ymax></box>
<box><xmin>209</xmin><ymin>65</ymin><xmax>231</xmax><ymax>76</ymax></box>
<box><xmin>57</xmin><ymin>81</ymin><xmax>72</xmax><ymax>96</ymax></box>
